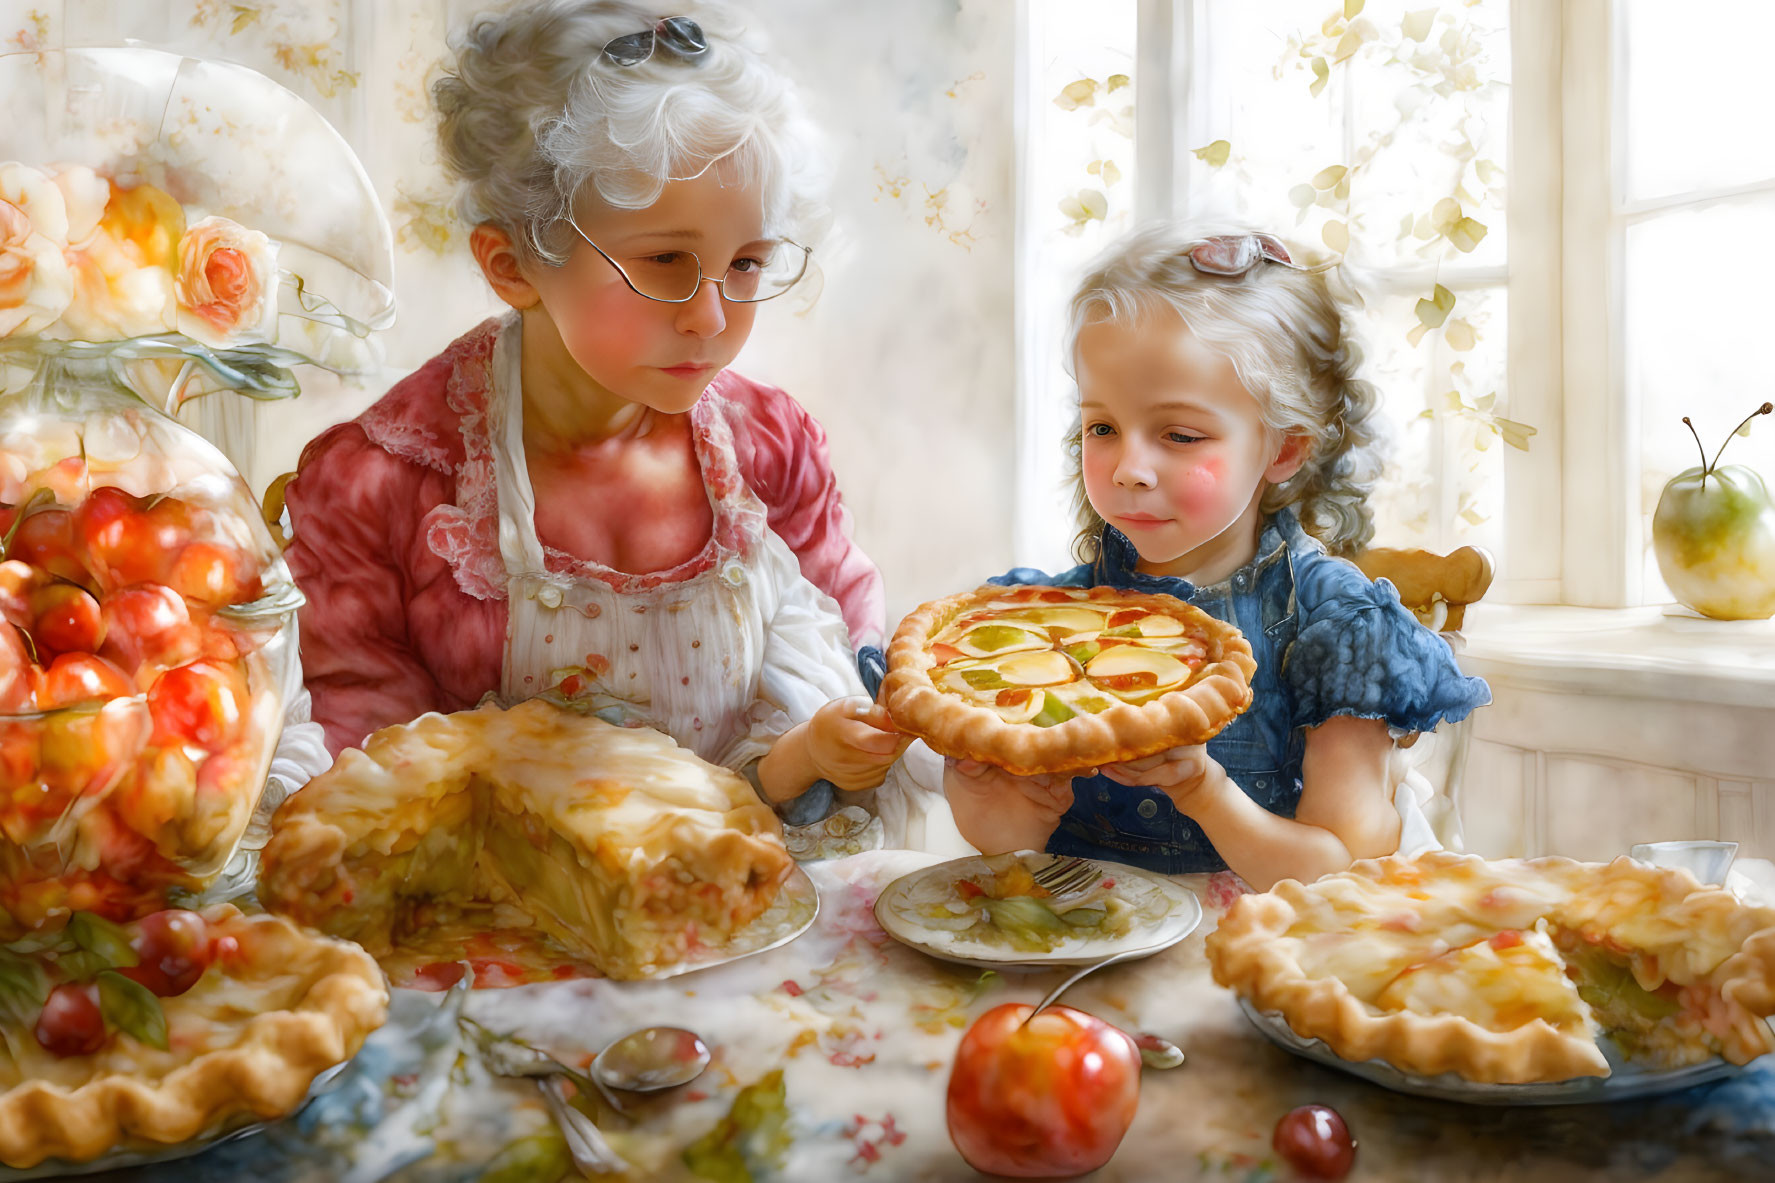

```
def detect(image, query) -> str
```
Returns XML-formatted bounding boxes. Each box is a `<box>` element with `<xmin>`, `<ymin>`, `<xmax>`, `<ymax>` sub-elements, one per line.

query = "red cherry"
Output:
<box><xmin>8</xmin><ymin>509</ymin><xmax>95</xmax><ymax>590</ymax></box>
<box><xmin>99</xmin><ymin>584</ymin><xmax>202</xmax><ymax>682</ymax></box>
<box><xmin>166</xmin><ymin>542</ymin><xmax>262</xmax><ymax>607</ymax></box>
<box><xmin>147</xmin><ymin>659</ymin><xmax>247</xmax><ymax>751</ymax></box>
<box><xmin>0</xmin><ymin>621</ymin><xmax>38</xmax><ymax>712</ymax></box>
<box><xmin>30</xmin><ymin>583</ymin><xmax>105</xmax><ymax>658</ymax></box>
<box><xmin>0</xmin><ymin>559</ymin><xmax>42</xmax><ymax>628</ymax></box>
<box><xmin>1273</xmin><ymin>1105</ymin><xmax>1356</xmax><ymax>1181</ymax></box>
<box><xmin>36</xmin><ymin>652</ymin><xmax>134</xmax><ymax>708</ymax></box>
<box><xmin>126</xmin><ymin>909</ymin><xmax>214</xmax><ymax>996</ymax></box>
<box><xmin>34</xmin><ymin>982</ymin><xmax>107</xmax><ymax>1057</ymax></box>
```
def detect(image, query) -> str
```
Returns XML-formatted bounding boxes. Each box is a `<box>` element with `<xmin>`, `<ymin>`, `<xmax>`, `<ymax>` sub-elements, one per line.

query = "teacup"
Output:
<box><xmin>1629</xmin><ymin>840</ymin><xmax>1739</xmax><ymax>885</ymax></box>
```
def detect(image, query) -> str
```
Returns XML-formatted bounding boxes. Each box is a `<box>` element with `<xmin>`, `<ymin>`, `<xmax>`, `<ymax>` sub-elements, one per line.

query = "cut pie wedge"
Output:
<box><xmin>259</xmin><ymin>700</ymin><xmax>795</xmax><ymax>982</ymax></box>
<box><xmin>883</xmin><ymin>585</ymin><xmax>1256</xmax><ymax>775</ymax></box>
<box><xmin>1207</xmin><ymin>850</ymin><xmax>1775</xmax><ymax>1083</ymax></box>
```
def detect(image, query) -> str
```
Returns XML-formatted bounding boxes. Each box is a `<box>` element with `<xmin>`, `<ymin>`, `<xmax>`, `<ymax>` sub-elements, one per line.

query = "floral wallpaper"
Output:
<box><xmin>0</xmin><ymin>0</ymin><xmax>1021</xmax><ymax>623</ymax></box>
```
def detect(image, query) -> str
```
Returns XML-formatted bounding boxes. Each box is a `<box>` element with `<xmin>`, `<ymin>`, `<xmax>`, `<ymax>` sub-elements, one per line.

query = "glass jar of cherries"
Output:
<box><xmin>0</xmin><ymin>351</ymin><xmax>298</xmax><ymax>936</ymax></box>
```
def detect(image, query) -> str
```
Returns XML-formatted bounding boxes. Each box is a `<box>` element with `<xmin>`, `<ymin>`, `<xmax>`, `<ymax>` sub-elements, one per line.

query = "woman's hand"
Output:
<box><xmin>1100</xmin><ymin>745</ymin><xmax>1228</xmax><ymax>817</ymax></box>
<box><xmin>804</xmin><ymin>697</ymin><xmax>911</xmax><ymax>791</ymax></box>
<box><xmin>943</xmin><ymin>759</ymin><xmax>1074</xmax><ymax>854</ymax></box>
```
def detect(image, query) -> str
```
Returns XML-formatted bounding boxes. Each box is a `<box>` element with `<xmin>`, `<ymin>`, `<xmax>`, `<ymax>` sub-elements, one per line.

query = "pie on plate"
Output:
<box><xmin>0</xmin><ymin>904</ymin><xmax>387</xmax><ymax>1168</ymax></box>
<box><xmin>881</xmin><ymin>585</ymin><xmax>1256</xmax><ymax>776</ymax></box>
<box><xmin>1207</xmin><ymin>850</ymin><xmax>1775</xmax><ymax>1084</ymax></box>
<box><xmin>259</xmin><ymin>700</ymin><xmax>797</xmax><ymax>982</ymax></box>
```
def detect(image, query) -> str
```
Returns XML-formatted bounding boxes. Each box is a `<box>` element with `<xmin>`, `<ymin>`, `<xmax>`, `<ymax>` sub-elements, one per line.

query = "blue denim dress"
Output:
<box><xmin>916</xmin><ymin>508</ymin><xmax>1493</xmax><ymax>874</ymax></box>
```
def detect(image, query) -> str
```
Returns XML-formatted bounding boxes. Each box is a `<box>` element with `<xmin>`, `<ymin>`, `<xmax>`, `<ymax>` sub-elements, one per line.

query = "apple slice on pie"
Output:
<box><xmin>883</xmin><ymin>585</ymin><xmax>1256</xmax><ymax>775</ymax></box>
<box><xmin>259</xmin><ymin>700</ymin><xmax>795</xmax><ymax>982</ymax></box>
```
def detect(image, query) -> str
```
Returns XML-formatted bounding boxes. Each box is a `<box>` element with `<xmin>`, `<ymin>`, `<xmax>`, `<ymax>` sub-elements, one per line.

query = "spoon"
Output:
<box><xmin>1021</xmin><ymin>950</ymin><xmax>1186</xmax><ymax>1070</ymax></box>
<box><xmin>590</xmin><ymin>1026</ymin><xmax>712</xmax><ymax>1095</ymax></box>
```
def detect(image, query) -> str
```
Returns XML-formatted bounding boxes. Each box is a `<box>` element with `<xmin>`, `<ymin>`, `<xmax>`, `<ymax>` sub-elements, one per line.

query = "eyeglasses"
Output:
<box><xmin>601</xmin><ymin>16</ymin><xmax>708</xmax><ymax>67</ymax></box>
<box><xmin>564</xmin><ymin>217</ymin><xmax>812</xmax><ymax>303</ymax></box>
<box><xmin>1184</xmin><ymin>233</ymin><xmax>1323</xmax><ymax>277</ymax></box>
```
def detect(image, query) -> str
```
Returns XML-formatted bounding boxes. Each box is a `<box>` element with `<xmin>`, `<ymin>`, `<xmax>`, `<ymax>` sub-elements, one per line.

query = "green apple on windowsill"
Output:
<box><xmin>1652</xmin><ymin>402</ymin><xmax>1775</xmax><ymax>621</ymax></box>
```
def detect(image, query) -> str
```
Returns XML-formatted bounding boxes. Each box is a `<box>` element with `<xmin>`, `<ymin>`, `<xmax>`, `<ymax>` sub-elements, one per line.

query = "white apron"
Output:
<box><xmin>485</xmin><ymin>319</ymin><xmax>863</xmax><ymax>772</ymax></box>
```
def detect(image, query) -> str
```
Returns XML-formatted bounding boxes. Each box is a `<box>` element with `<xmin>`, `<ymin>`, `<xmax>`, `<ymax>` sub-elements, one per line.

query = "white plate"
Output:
<box><xmin>874</xmin><ymin>852</ymin><xmax>1202</xmax><ymax>970</ymax></box>
<box><xmin>1238</xmin><ymin>998</ymin><xmax>1744</xmax><ymax>1106</ymax></box>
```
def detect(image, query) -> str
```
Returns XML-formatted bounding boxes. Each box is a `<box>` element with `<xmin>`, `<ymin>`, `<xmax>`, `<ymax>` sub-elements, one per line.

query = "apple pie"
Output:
<box><xmin>1207</xmin><ymin>850</ymin><xmax>1775</xmax><ymax>1083</ymax></box>
<box><xmin>882</xmin><ymin>585</ymin><xmax>1255</xmax><ymax>775</ymax></box>
<box><xmin>0</xmin><ymin>904</ymin><xmax>387</xmax><ymax>1168</ymax></box>
<box><xmin>259</xmin><ymin>700</ymin><xmax>795</xmax><ymax>982</ymax></box>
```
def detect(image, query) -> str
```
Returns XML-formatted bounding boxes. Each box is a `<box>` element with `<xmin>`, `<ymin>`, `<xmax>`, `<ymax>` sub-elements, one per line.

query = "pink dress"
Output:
<box><xmin>284</xmin><ymin>317</ymin><xmax>885</xmax><ymax>759</ymax></box>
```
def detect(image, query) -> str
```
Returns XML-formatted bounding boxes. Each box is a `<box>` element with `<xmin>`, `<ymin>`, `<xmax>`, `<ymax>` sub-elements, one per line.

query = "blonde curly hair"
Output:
<box><xmin>1062</xmin><ymin>220</ymin><xmax>1389</xmax><ymax>562</ymax></box>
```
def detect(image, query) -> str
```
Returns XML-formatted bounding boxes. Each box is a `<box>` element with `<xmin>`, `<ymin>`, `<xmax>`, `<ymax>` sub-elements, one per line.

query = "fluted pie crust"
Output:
<box><xmin>260</xmin><ymin>700</ymin><xmax>794</xmax><ymax>981</ymax></box>
<box><xmin>882</xmin><ymin>585</ymin><xmax>1256</xmax><ymax>776</ymax></box>
<box><xmin>1207</xmin><ymin>851</ymin><xmax>1775</xmax><ymax>1084</ymax></box>
<box><xmin>0</xmin><ymin>906</ymin><xmax>388</xmax><ymax>1168</ymax></box>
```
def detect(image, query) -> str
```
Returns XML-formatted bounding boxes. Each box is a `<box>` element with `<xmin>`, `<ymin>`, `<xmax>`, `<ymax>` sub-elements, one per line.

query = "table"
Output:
<box><xmin>77</xmin><ymin>850</ymin><xmax>1775</xmax><ymax>1182</ymax></box>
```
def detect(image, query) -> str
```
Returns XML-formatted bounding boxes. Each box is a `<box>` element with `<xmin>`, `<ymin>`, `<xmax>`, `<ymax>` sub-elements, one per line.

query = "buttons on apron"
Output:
<box><xmin>1136</xmin><ymin>798</ymin><xmax>1159</xmax><ymax>819</ymax></box>
<box><xmin>536</xmin><ymin>584</ymin><xmax>564</xmax><ymax>609</ymax></box>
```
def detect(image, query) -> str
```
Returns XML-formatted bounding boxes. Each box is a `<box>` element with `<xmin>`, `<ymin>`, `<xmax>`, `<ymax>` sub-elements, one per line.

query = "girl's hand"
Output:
<box><xmin>1100</xmin><ymin>745</ymin><xmax>1227</xmax><ymax>816</ymax></box>
<box><xmin>805</xmin><ymin>697</ymin><xmax>911</xmax><ymax>791</ymax></box>
<box><xmin>944</xmin><ymin>759</ymin><xmax>1076</xmax><ymax>829</ymax></box>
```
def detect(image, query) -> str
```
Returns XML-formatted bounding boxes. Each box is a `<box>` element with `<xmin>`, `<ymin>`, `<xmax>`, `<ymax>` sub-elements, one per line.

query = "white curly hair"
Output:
<box><xmin>433</xmin><ymin>0</ymin><xmax>828</xmax><ymax>266</ymax></box>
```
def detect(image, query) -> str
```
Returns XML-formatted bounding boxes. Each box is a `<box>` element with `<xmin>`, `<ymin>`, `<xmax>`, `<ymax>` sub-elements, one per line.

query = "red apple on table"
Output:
<box><xmin>947</xmin><ymin>1002</ymin><xmax>1142</xmax><ymax>1178</ymax></box>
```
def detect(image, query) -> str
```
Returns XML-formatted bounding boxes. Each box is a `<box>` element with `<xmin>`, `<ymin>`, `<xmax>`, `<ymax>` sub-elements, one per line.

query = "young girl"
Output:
<box><xmin>283</xmin><ymin>0</ymin><xmax>906</xmax><ymax>816</ymax></box>
<box><xmin>945</xmin><ymin>223</ymin><xmax>1490</xmax><ymax>890</ymax></box>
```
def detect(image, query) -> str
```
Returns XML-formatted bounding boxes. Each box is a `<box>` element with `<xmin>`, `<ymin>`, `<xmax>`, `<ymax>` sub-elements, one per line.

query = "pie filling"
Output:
<box><xmin>264</xmin><ymin>705</ymin><xmax>796</xmax><ymax>984</ymax></box>
<box><xmin>339</xmin><ymin>786</ymin><xmax>785</xmax><ymax>981</ymax></box>
<box><xmin>926</xmin><ymin>592</ymin><xmax>1212</xmax><ymax>723</ymax></box>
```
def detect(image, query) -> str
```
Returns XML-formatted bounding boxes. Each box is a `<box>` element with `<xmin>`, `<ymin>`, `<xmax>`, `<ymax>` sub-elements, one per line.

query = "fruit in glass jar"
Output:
<box><xmin>147</xmin><ymin>659</ymin><xmax>247</xmax><ymax>751</ymax></box>
<box><xmin>167</xmin><ymin>541</ymin><xmax>261</xmax><ymax>607</ymax></box>
<box><xmin>1652</xmin><ymin>403</ymin><xmax>1775</xmax><ymax>620</ymax></box>
<box><xmin>0</xmin><ymin>559</ymin><xmax>41</xmax><ymax>628</ymax></box>
<box><xmin>36</xmin><ymin>652</ymin><xmax>134</xmax><ymax>708</ymax></box>
<box><xmin>122</xmin><ymin>909</ymin><xmax>214</xmax><ymax>996</ymax></box>
<box><xmin>100</xmin><ymin>583</ymin><xmax>202</xmax><ymax>683</ymax></box>
<box><xmin>946</xmin><ymin>1002</ymin><xmax>1141</xmax><ymax>1178</ymax></box>
<box><xmin>0</xmin><ymin>621</ymin><xmax>36</xmax><ymax>711</ymax></box>
<box><xmin>1272</xmin><ymin>1105</ymin><xmax>1356</xmax><ymax>1181</ymax></box>
<box><xmin>29</xmin><ymin>583</ymin><xmax>105</xmax><ymax>658</ymax></box>
<box><xmin>34</xmin><ymin>982</ymin><xmax>107</xmax><ymax>1057</ymax></box>
<box><xmin>8</xmin><ymin>509</ymin><xmax>94</xmax><ymax>590</ymax></box>
<box><xmin>77</xmin><ymin>486</ymin><xmax>159</xmax><ymax>587</ymax></box>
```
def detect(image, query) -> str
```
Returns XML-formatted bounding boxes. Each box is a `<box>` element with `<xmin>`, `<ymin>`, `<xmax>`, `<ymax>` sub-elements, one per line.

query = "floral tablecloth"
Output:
<box><xmin>67</xmin><ymin>851</ymin><xmax>1775</xmax><ymax>1182</ymax></box>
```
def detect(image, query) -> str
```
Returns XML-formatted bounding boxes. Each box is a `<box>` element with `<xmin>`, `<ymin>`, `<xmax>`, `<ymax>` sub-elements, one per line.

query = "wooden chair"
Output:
<box><xmin>261</xmin><ymin>471</ymin><xmax>296</xmax><ymax>550</ymax></box>
<box><xmin>1349</xmin><ymin>544</ymin><xmax>1495</xmax><ymax>849</ymax></box>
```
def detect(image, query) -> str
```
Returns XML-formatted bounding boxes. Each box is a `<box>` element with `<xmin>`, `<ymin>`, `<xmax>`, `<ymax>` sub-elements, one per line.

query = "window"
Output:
<box><xmin>1618</xmin><ymin>0</ymin><xmax>1775</xmax><ymax>607</ymax></box>
<box><xmin>1021</xmin><ymin>0</ymin><xmax>1774</xmax><ymax>612</ymax></box>
<box><xmin>1019</xmin><ymin>0</ymin><xmax>1520</xmax><ymax>584</ymax></box>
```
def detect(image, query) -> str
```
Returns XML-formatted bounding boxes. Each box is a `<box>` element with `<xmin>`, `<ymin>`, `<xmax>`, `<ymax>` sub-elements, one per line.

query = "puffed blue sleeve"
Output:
<box><xmin>1281</xmin><ymin>554</ymin><xmax>1491</xmax><ymax>733</ymax></box>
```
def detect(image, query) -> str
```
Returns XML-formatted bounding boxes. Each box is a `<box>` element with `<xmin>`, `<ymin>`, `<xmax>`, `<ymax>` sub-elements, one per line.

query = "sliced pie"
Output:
<box><xmin>259</xmin><ymin>700</ymin><xmax>795</xmax><ymax>983</ymax></box>
<box><xmin>882</xmin><ymin>585</ymin><xmax>1256</xmax><ymax>776</ymax></box>
<box><xmin>1207</xmin><ymin>850</ymin><xmax>1775</xmax><ymax>1083</ymax></box>
<box><xmin>0</xmin><ymin>904</ymin><xmax>387</xmax><ymax>1168</ymax></box>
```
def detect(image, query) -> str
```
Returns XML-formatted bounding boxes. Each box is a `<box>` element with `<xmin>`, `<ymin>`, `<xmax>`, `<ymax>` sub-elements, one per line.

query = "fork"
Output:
<box><xmin>1032</xmin><ymin>855</ymin><xmax>1103</xmax><ymax>896</ymax></box>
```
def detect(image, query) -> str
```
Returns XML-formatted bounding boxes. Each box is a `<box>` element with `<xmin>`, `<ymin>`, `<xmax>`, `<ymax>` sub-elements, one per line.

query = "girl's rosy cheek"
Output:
<box><xmin>1162</xmin><ymin>457</ymin><xmax>1227</xmax><ymax>516</ymax></box>
<box><xmin>1080</xmin><ymin>443</ymin><xmax>1117</xmax><ymax>504</ymax></box>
